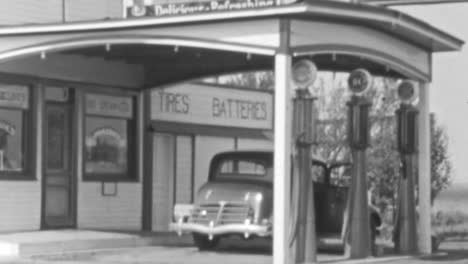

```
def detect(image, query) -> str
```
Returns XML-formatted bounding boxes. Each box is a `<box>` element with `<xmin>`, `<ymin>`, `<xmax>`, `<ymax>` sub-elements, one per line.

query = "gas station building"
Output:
<box><xmin>0</xmin><ymin>0</ymin><xmax>462</xmax><ymax>263</ymax></box>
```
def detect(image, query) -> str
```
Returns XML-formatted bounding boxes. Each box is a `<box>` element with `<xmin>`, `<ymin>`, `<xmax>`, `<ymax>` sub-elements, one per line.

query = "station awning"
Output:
<box><xmin>0</xmin><ymin>0</ymin><xmax>462</xmax><ymax>88</ymax></box>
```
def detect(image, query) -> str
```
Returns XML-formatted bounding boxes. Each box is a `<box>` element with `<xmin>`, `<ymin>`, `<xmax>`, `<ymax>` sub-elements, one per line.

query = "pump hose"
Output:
<box><xmin>393</xmin><ymin>174</ymin><xmax>403</xmax><ymax>246</ymax></box>
<box><xmin>288</xmin><ymin>152</ymin><xmax>301</xmax><ymax>247</ymax></box>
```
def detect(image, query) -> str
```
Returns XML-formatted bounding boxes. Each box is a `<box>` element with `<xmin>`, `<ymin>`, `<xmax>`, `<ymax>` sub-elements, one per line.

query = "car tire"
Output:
<box><xmin>192</xmin><ymin>233</ymin><xmax>219</xmax><ymax>251</ymax></box>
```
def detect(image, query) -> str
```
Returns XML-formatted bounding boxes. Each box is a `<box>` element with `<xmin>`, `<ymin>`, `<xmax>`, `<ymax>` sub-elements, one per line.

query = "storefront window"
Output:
<box><xmin>0</xmin><ymin>85</ymin><xmax>31</xmax><ymax>177</ymax></box>
<box><xmin>0</xmin><ymin>109</ymin><xmax>24</xmax><ymax>172</ymax></box>
<box><xmin>84</xmin><ymin>93</ymin><xmax>135</xmax><ymax>181</ymax></box>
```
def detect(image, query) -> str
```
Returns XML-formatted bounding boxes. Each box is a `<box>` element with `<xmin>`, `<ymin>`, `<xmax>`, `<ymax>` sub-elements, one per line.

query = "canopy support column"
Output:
<box><xmin>273</xmin><ymin>52</ymin><xmax>293</xmax><ymax>264</ymax></box>
<box><xmin>417</xmin><ymin>82</ymin><xmax>432</xmax><ymax>254</ymax></box>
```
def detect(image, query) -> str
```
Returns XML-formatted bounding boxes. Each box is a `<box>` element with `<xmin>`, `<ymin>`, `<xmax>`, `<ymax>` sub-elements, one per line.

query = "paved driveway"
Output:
<box><xmin>2</xmin><ymin>240</ymin><xmax>468</xmax><ymax>264</ymax></box>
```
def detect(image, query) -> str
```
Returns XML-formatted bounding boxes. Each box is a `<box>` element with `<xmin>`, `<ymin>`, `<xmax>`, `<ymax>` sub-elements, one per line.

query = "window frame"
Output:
<box><xmin>214</xmin><ymin>158</ymin><xmax>270</xmax><ymax>182</ymax></box>
<box><xmin>82</xmin><ymin>93</ymin><xmax>137</xmax><ymax>182</ymax></box>
<box><xmin>0</xmin><ymin>85</ymin><xmax>34</xmax><ymax>180</ymax></box>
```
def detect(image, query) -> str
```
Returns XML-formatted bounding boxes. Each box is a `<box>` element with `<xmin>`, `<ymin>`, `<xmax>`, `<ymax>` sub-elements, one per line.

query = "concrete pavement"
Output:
<box><xmin>0</xmin><ymin>232</ymin><xmax>466</xmax><ymax>264</ymax></box>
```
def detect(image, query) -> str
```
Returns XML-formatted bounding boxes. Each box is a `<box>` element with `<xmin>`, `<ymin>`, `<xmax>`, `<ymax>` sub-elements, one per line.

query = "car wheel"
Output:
<box><xmin>192</xmin><ymin>233</ymin><xmax>219</xmax><ymax>251</ymax></box>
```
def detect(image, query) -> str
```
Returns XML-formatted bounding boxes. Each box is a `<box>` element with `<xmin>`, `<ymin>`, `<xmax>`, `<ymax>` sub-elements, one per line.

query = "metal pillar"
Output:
<box><xmin>304</xmin><ymin>147</ymin><xmax>318</xmax><ymax>263</ymax></box>
<box><xmin>417</xmin><ymin>82</ymin><xmax>432</xmax><ymax>254</ymax></box>
<box><xmin>395</xmin><ymin>102</ymin><xmax>418</xmax><ymax>254</ymax></box>
<box><xmin>292</xmin><ymin>90</ymin><xmax>318</xmax><ymax>264</ymax></box>
<box><xmin>396</xmin><ymin>154</ymin><xmax>418</xmax><ymax>253</ymax></box>
<box><xmin>273</xmin><ymin>53</ymin><xmax>293</xmax><ymax>264</ymax></box>
<box><xmin>345</xmin><ymin>96</ymin><xmax>372</xmax><ymax>259</ymax></box>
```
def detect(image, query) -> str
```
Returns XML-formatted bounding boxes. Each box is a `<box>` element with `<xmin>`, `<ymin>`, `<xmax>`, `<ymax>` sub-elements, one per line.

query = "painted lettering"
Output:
<box><xmin>212</xmin><ymin>97</ymin><xmax>267</xmax><ymax>121</ymax></box>
<box><xmin>158</xmin><ymin>91</ymin><xmax>190</xmax><ymax>114</ymax></box>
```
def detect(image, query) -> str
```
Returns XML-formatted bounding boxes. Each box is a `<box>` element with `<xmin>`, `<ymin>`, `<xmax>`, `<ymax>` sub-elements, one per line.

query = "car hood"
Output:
<box><xmin>195</xmin><ymin>181</ymin><xmax>272</xmax><ymax>204</ymax></box>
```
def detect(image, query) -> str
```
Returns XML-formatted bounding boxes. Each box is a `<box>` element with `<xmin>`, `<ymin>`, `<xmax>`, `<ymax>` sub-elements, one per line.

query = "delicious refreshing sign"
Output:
<box><xmin>0</xmin><ymin>85</ymin><xmax>29</xmax><ymax>109</ymax></box>
<box><xmin>151</xmin><ymin>83</ymin><xmax>273</xmax><ymax>130</ymax></box>
<box><xmin>124</xmin><ymin>0</ymin><xmax>276</xmax><ymax>18</ymax></box>
<box><xmin>86</xmin><ymin>94</ymin><xmax>133</xmax><ymax>119</ymax></box>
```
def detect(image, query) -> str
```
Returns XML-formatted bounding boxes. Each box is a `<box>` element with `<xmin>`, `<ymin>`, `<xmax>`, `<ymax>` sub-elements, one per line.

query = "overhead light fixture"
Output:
<box><xmin>174</xmin><ymin>46</ymin><xmax>179</xmax><ymax>53</ymax></box>
<box><xmin>40</xmin><ymin>51</ymin><xmax>47</xmax><ymax>60</ymax></box>
<box><xmin>105</xmin><ymin>43</ymin><xmax>111</xmax><ymax>52</ymax></box>
<box><xmin>246</xmin><ymin>53</ymin><xmax>252</xmax><ymax>61</ymax></box>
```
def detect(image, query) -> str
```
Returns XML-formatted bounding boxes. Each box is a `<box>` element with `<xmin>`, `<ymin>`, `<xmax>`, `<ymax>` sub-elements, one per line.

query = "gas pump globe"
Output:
<box><xmin>396</xmin><ymin>80</ymin><xmax>419</xmax><ymax>154</ymax></box>
<box><xmin>347</xmin><ymin>68</ymin><xmax>372</xmax><ymax>150</ymax></box>
<box><xmin>394</xmin><ymin>79</ymin><xmax>419</xmax><ymax>253</ymax></box>
<box><xmin>292</xmin><ymin>59</ymin><xmax>318</xmax><ymax>144</ymax></box>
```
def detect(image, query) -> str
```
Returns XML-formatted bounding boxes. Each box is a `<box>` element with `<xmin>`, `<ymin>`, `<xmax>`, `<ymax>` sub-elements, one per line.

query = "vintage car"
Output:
<box><xmin>170</xmin><ymin>150</ymin><xmax>382</xmax><ymax>251</ymax></box>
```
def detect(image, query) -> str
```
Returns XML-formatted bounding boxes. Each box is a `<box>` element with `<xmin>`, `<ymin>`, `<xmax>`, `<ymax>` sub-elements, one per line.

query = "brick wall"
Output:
<box><xmin>0</xmin><ymin>182</ymin><xmax>41</xmax><ymax>232</ymax></box>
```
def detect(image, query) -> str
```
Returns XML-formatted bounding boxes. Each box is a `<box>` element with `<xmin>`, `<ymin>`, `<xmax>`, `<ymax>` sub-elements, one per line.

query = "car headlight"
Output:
<box><xmin>173</xmin><ymin>204</ymin><xmax>194</xmax><ymax>222</ymax></box>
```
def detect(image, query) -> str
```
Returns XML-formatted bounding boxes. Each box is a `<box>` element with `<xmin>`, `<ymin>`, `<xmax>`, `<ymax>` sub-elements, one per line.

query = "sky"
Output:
<box><xmin>393</xmin><ymin>3</ymin><xmax>468</xmax><ymax>183</ymax></box>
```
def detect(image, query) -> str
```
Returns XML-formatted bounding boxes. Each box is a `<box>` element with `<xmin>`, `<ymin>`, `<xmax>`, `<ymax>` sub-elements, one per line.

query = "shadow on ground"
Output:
<box><xmin>419</xmin><ymin>250</ymin><xmax>468</xmax><ymax>262</ymax></box>
<box><xmin>418</xmin><ymin>240</ymin><xmax>468</xmax><ymax>262</ymax></box>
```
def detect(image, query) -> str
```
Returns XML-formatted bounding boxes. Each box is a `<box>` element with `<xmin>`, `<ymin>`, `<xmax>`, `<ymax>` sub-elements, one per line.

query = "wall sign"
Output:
<box><xmin>45</xmin><ymin>87</ymin><xmax>69</xmax><ymax>102</ymax></box>
<box><xmin>124</xmin><ymin>0</ymin><xmax>276</xmax><ymax>18</ymax></box>
<box><xmin>86</xmin><ymin>94</ymin><xmax>133</xmax><ymax>119</ymax></box>
<box><xmin>0</xmin><ymin>85</ymin><xmax>29</xmax><ymax>109</ymax></box>
<box><xmin>151</xmin><ymin>83</ymin><xmax>273</xmax><ymax>130</ymax></box>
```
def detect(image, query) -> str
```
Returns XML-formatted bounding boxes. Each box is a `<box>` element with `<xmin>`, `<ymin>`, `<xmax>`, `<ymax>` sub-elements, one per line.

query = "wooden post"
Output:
<box><xmin>273</xmin><ymin>52</ymin><xmax>293</xmax><ymax>264</ymax></box>
<box><xmin>142</xmin><ymin>89</ymin><xmax>154</xmax><ymax>231</ymax></box>
<box><xmin>417</xmin><ymin>82</ymin><xmax>432</xmax><ymax>254</ymax></box>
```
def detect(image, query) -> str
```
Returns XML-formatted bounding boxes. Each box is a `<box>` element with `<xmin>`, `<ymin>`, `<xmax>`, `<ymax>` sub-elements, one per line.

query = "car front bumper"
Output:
<box><xmin>170</xmin><ymin>221</ymin><xmax>272</xmax><ymax>238</ymax></box>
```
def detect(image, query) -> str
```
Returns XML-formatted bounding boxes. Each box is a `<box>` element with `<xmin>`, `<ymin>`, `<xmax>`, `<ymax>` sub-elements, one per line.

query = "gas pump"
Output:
<box><xmin>394</xmin><ymin>80</ymin><xmax>418</xmax><ymax>254</ymax></box>
<box><xmin>344</xmin><ymin>68</ymin><xmax>373</xmax><ymax>259</ymax></box>
<box><xmin>291</xmin><ymin>59</ymin><xmax>318</xmax><ymax>263</ymax></box>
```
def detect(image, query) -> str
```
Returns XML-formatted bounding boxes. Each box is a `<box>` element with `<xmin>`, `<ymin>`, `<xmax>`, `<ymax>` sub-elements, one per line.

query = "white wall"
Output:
<box><xmin>0</xmin><ymin>0</ymin><xmax>123</xmax><ymax>25</ymax></box>
<box><xmin>152</xmin><ymin>133</ymin><xmax>175</xmax><ymax>231</ymax></box>
<box><xmin>237</xmin><ymin>138</ymin><xmax>272</xmax><ymax>150</ymax></box>
<box><xmin>194</xmin><ymin>135</ymin><xmax>235</xmax><ymax>194</ymax></box>
<box><xmin>76</xmin><ymin>91</ymin><xmax>142</xmax><ymax>231</ymax></box>
<box><xmin>175</xmin><ymin>135</ymin><xmax>193</xmax><ymax>203</ymax></box>
<box><xmin>0</xmin><ymin>182</ymin><xmax>41</xmax><ymax>231</ymax></box>
<box><xmin>77</xmin><ymin>182</ymin><xmax>142</xmax><ymax>230</ymax></box>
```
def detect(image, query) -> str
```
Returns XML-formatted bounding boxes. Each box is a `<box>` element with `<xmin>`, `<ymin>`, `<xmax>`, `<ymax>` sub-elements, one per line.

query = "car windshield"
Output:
<box><xmin>215</xmin><ymin>158</ymin><xmax>270</xmax><ymax>180</ymax></box>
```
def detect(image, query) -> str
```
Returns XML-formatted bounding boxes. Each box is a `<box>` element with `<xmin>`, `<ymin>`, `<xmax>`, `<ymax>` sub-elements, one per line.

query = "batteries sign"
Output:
<box><xmin>348</xmin><ymin>69</ymin><xmax>372</xmax><ymax>95</ymax></box>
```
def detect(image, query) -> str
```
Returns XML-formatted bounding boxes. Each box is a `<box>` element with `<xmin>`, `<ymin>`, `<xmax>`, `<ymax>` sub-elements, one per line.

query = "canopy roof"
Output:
<box><xmin>0</xmin><ymin>0</ymin><xmax>462</xmax><ymax>88</ymax></box>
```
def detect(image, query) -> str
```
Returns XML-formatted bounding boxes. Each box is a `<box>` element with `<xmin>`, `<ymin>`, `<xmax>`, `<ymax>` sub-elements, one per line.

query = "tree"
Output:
<box><xmin>430</xmin><ymin>115</ymin><xmax>452</xmax><ymax>205</ymax></box>
<box><xmin>208</xmin><ymin>70</ymin><xmax>452</xmax><ymax>208</ymax></box>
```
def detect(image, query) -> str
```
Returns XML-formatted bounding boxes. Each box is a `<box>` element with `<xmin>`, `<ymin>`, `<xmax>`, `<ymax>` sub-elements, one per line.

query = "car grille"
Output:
<box><xmin>191</xmin><ymin>202</ymin><xmax>251</xmax><ymax>225</ymax></box>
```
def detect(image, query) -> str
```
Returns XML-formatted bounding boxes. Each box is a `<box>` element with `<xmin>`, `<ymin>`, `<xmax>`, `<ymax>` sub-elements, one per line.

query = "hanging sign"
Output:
<box><xmin>151</xmin><ymin>83</ymin><xmax>273</xmax><ymax>130</ymax></box>
<box><xmin>0</xmin><ymin>85</ymin><xmax>29</xmax><ymax>109</ymax></box>
<box><xmin>86</xmin><ymin>94</ymin><xmax>133</xmax><ymax>119</ymax></box>
<box><xmin>45</xmin><ymin>87</ymin><xmax>69</xmax><ymax>102</ymax></box>
<box><xmin>124</xmin><ymin>0</ymin><xmax>276</xmax><ymax>18</ymax></box>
